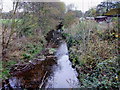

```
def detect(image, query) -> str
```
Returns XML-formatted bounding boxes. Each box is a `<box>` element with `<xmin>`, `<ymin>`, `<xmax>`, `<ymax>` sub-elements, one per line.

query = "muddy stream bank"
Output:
<box><xmin>2</xmin><ymin>30</ymin><xmax>80</xmax><ymax>89</ymax></box>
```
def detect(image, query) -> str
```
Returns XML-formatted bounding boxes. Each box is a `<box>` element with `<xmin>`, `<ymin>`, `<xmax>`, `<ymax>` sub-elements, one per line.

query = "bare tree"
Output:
<box><xmin>1</xmin><ymin>1</ymin><xmax>19</xmax><ymax>67</ymax></box>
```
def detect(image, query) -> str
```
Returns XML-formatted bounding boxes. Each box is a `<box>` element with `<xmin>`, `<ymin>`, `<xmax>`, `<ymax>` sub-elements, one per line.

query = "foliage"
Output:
<box><xmin>63</xmin><ymin>11</ymin><xmax>78</xmax><ymax>28</ymax></box>
<box><xmin>17</xmin><ymin>2</ymin><xmax>66</xmax><ymax>34</ymax></box>
<box><xmin>0</xmin><ymin>60</ymin><xmax>17</xmax><ymax>79</ymax></box>
<box><xmin>96</xmin><ymin>1</ymin><xmax>120</xmax><ymax>15</ymax></box>
<box><xmin>85</xmin><ymin>1</ymin><xmax>120</xmax><ymax>17</ymax></box>
<box><xmin>16</xmin><ymin>14</ymin><xmax>39</xmax><ymax>37</ymax></box>
<box><xmin>84</xmin><ymin>8</ymin><xmax>97</xmax><ymax>17</ymax></box>
<box><xmin>1</xmin><ymin>2</ymin><xmax>65</xmax><ymax>79</ymax></box>
<box><xmin>1</xmin><ymin>1</ymin><xmax>119</xmax><ymax>89</ymax></box>
<box><xmin>22</xmin><ymin>43</ymin><xmax>43</xmax><ymax>60</ymax></box>
<box><xmin>0</xmin><ymin>19</ymin><xmax>21</xmax><ymax>25</ymax></box>
<box><xmin>64</xmin><ymin>19</ymin><xmax>119</xmax><ymax>88</ymax></box>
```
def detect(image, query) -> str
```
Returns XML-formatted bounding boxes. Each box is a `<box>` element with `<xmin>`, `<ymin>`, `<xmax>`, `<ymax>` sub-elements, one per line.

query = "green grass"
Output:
<box><xmin>0</xmin><ymin>19</ymin><xmax>22</xmax><ymax>25</ymax></box>
<box><xmin>0</xmin><ymin>60</ymin><xmax>18</xmax><ymax>79</ymax></box>
<box><xmin>0</xmin><ymin>61</ymin><xmax>2</xmax><ymax>79</ymax></box>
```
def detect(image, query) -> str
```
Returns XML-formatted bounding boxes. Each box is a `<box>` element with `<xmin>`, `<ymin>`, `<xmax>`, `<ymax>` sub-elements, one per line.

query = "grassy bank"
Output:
<box><xmin>64</xmin><ymin>20</ymin><xmax>120</xmax><ymax>88</ymax></box>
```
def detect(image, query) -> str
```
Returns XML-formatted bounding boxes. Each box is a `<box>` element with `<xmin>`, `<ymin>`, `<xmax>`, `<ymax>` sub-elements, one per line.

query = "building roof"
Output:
<box><xmin>95</xmin><ymin>16</ymin><xmax>107</xmax><ymax>19</ymax></box>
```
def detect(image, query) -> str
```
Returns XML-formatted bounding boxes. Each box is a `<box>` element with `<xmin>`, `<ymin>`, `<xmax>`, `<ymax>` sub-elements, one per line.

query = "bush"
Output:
<box><xmin>64</xmin><ymin>20</ymin><xmax>119</xmax><ymax>88</ymax></box>
<box><xmin>1</xmin><ymin>61</ymin><xmax>17</xmax><ymax>79</ymax></box>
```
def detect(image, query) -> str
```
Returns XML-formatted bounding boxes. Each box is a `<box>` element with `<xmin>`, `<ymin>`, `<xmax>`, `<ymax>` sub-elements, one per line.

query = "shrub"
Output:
<box><xmin>64</xmin><ymin>20</ymin><xmax>119</xmax><ymax>88</ymax></box>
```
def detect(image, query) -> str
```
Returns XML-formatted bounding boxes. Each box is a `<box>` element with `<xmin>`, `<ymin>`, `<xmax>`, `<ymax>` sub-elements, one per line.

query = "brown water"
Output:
<box><xmin>8</xmin><ymin>42</ymin><xmax>80</xmax><ymax>89</ymax></box>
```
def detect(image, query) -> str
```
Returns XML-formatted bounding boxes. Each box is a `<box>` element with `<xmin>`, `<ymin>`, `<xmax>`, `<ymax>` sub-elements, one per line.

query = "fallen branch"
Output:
<box><xmin>39</xmin><ymin>71</ymin><xmax>48</xmax><ymax>88</ymax></box>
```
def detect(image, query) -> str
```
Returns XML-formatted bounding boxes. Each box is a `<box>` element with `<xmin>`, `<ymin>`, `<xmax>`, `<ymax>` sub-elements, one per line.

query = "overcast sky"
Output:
<box><xmin>2</xmin><ymin>0</ymin><xmax>104</xmax><ymax>12</ymax></box>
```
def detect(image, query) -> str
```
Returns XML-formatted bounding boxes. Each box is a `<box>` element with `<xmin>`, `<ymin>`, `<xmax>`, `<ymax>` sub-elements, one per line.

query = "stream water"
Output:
<box><xmin>45</xmin><ymin>42</ymin><xmax>80</xmax><ymax>88</ymax></box>
<box><xmin>8</xmin><ymin>41</ymin><xmax>80</xmax><ymax>89</ymax></box>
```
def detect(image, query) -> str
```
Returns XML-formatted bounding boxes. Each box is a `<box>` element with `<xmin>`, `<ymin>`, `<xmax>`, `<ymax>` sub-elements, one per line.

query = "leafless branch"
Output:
<box><xmin>39</xmin><ymin>71</ymin><xmax>48</xmax><ymax>88</ymax></box>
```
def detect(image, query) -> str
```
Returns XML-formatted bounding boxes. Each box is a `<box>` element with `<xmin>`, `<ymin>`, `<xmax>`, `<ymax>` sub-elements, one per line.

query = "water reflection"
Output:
<box><xmin>45</xmin><ymin>42</ymin><xmax>80</xmax><ymax>88</ymax></box>
<box><xmin>8</xmin><ymin>42</ymin><xmax>79</xmax><ymax>89</ymax></box>
<box><xmin>9</xmin><ymin>57</ymin><xmax>57</xmax><ymax>89</ymax></box>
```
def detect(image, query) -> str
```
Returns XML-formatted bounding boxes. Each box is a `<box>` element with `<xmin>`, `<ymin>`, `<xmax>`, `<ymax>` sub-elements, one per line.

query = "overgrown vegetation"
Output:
<box><xmin>1</xmin><ymin>1</ymin><xmax>80</xmax><ymax>80</ymax></box>
<box><xmin>1</xmin><ymin>0</ymin><xmax>120</xmax><ymax>89</ymax></box>
<box><xmin>65</xmin><ymin>19</ymin><xmax>120</xmax><ymax>88</ymax></box>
